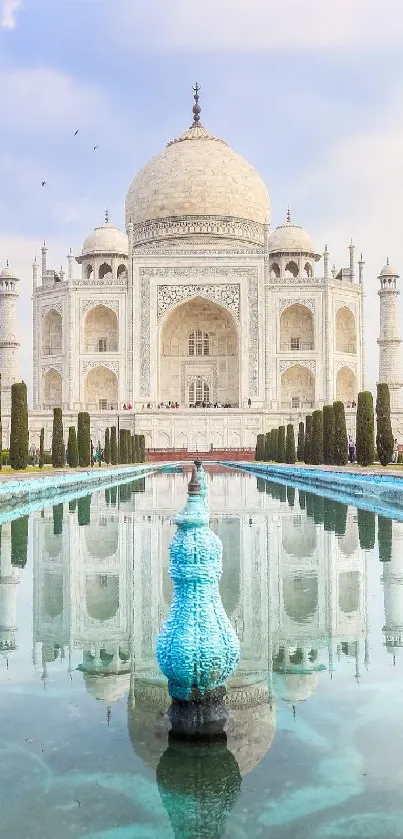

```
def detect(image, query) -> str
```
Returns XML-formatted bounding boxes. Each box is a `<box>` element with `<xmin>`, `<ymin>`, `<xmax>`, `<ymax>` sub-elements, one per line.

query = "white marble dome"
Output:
<box><xmin>379</xmin><ymin>260</ymin><xmax>399</xmax><ymax>278</ymax></box>
<box><xmin>0</xmin><ymin>263</ymin><xmax>18</xmax><ymax>280</ymax></box>
<box><xmin>268</xmin><ymin>214</ymin><xmax>318</xmax><ymax>257</ymax></box>
<box><xmin>125</xmin><ymin>122</ymin><xmax>270</xmax><ymax>229</ymax></box>
<box><xmin>82</xmin><ymin>216</ymin><xmax>128</xmax><ymax>257</ymax></box>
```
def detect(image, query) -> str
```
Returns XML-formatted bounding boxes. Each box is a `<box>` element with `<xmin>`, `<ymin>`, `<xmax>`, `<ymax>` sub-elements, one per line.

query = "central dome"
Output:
<box><xmin>125</xmin><ymin>122</ymin><xmax>270</xmax><ymax>237</ymax></box>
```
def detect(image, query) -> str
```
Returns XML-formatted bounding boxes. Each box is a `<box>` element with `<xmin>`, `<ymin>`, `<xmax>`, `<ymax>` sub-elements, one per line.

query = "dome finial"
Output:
<box><xmin>6</xmin><ymin>259</ymin><xmax>9</xmax><ymax>268</ymax></box>
<box><xmin>192</xmin><ymin>82</ymin><xmax>201</xmax><ymax>125</ymax></box>
<box><xmin>104</xmin><ymin>208</ymin><xmax>109</xmax><ymax>225</ymax></box>
<box><xmin>387</xmin><ymin>256</ymin><xmax>390</xmax><ymax>266</ymax></box>
<box><xmin>286</xmin><ymin>206</ymin><xmax>291</xmax><ymax>223</ymax></box>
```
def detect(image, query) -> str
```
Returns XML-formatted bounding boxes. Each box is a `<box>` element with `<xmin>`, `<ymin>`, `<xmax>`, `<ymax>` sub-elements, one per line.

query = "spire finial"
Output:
<box><xmin>387</xmin><ymin>256</ymin><xmax>390</xmax><ymax>266</ymax></box>
<box><xmin>6</xmin><ymin>259</ymin><xmax>9</xmax><ymax>268</ymax></box>
<box><xmin>104</xmin><ymin>208</ymin><xmax>109</xmax><ymax>224</ymax></box>
<box><xmin>286</xmin><ymin>206</ymin><xmax>291</xmax><ymax>223</ymax></box>
<box><xmin>192</xmin><ymin>82</ymin><xmax>201</xmax><ymax>125</ymax></box>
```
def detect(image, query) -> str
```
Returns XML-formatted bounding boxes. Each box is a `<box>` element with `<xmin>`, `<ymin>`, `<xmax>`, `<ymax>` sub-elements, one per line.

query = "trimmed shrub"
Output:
<box><xmin>53</xmin><ymin>503</ymin><xmax>63</xmax><ymax>536</ymax></box>
<box><xmin>356</xmin><ymin>391</ymin><xmax>374</xmax><ymax>467</ymax></box>
<box><xmin>285</xmin><ymin>424</ymin><xmax>296</xmax><ymax>463</ymax></box>
<box><xmin>39</xmin><ymin>427</ymin><xmax>45</xmax><ymax>469</ymax></box>
<box><xmin>376</xmin><ymin>383</ymin><xmax>394</xmax><ymax>466</ymax></box>
<box><xmin>119</xmin><ymin>428</ymin><xmax>128</xmax><ymax>463</ymax></box>
<box><xmin>271</xmin><ymin>429</ymin><xmax>278</xmax><ymax>462</ymax></box>
<box><xmin>104</xmin><ymin>428</ymin><xmax>111</xmax><ymax>464</ymax></box>
<box><xmin>378</xmin><ymin>515</ymin><xmax>392</xmax><ymax>562</ymax></box>
<box><xmin>264</xmin><ymin>431</ymin><xmax>271</xmax><ymax>462</ymax></box>
<box><xmin>323</xmin><ymin>405</ymin><xmax>335</xmax><ymax>465</ymax></box>
<box><xmin>11</xmin><ymin>515</ymin><xmax>28</xmax><ymax>567</ymax></box>
<box><xmin>255</xmin><ymin>433</ymin><xmax>264</xmax><ymax>461</ymax></box>
<box><xmin>357</xmin><ymin>508</ymin><xmax>376</xmax><ymax>550</ymax></box>
<box><xmin>77</xmin><ymin>494</ymin><xmax>91</xmax><ymax>526</ymax></box>
<box><xmin>333</xmin><ymin>402</ymin><xmax>348</xmax><ymax>465</ymax></box>
<box><xmin>67</xmin><ymin>426</ymin><xmax>78</xmax><ymax>468</ymax></box>
<box><xmin>277</xmin><ymin>426</ymin><xmax>286</xmax><ymax>462</ymax></box>
<box><xmin>10</xmin><ymin>382</ymin><xmax>28</xmax><ymax>470</ymax></box>
<box><xmin>297</xmin><ymin>421</ymin><xmax>304</xmax><ymax>461</ymax></box>
<box><xmin>139</xmin><ymin>434</ymin><xmax>145</xmax><ymax>463</ymax></box>
<box><xmin>311</xmin><ymin>410</ymin><xmax>324</xmax><ymax>465</ymax></box>
<box><xmin>110</xmin><ymin>426</ymin><xmax>118</xmax><ymax>465</ymax></box>
<box><xmin>51</xmin><ymin>407</ymin><xmax>65</xmax><ymax>468</ymax></box>
<box><xmin>97</xmin><ymin>440</ymin><xmax>102</xmax><ymax>466</ymax></box>
<box><xmin>304</xmin><ymin>415</ymin><xmax>312</xmax><ymax>464</ymax></box>
<box><xmin>77</xmin><ymin>412</ymin><xmax>91</xmax><ymax>467</ymax></box>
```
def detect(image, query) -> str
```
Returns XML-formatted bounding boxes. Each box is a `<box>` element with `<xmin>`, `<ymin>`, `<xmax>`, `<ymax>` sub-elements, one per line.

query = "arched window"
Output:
<box><xmin>86</xmin><ymin>264</ymin><xmax>93</xmax><ymax>279</ymax></box>
<box><xmin>270</xmin><ymin>262</ymin><xmax>280</xmax><ymax>279</ymax></box>
<box><xmin>188</xmin><ymin>329</ymin><xmax>210</xmax><ymax>356</ymax></box>
<box><xmin>304</xmin><ymin>262</ymin><xmax>313</xmax><ymax>278</ymax></box>
<box><xmin>98</xmin><ymin>262</ymin><xmax>112</xmax><ymax>280</ymax></box>
<box><xmin>189</xmin><ymin>377</ymin><xmax>210</xmax><ymax>406</ymax></box>
<box><xmin>117</xmin><ymin>264</ymin><xmax>127</xmax><ymax>279</ymax></box>
<box><xmin>284</xmin><ymin>260</ymin><xmax>299</xmax><ymax>278</ymax></box>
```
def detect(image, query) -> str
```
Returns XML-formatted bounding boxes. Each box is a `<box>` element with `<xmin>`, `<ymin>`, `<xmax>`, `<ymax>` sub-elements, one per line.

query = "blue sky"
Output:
<box><xmin>1</xmin><ymin>0</ymin><xmax>403</xmax><ymax>392</ymax></box>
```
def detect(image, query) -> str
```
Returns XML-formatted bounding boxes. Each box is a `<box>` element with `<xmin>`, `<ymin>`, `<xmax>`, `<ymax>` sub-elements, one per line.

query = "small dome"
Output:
<box><xmin>0</xmin><ymin>263</ymin><xmax>18</xmax><ymax>280</ymax></box>
<box><xmin>83</xmin><ymin>672</ymin><xmax>130</xmax><ymax>704</ymax></box>
<box><xmin>273</xmin><ymin>672</ymin><xmax>318</xmax><ymax>704</ymax></box>
<box><xmin>379</xmin><ymin>259</ymin><xmax>399</xmax><ymax>279</ymax></box>
<box><xmin>268</xmin><ymin>212</ymin><xmax>319</xmax><ymax>259</ymax></box>
<box><xmin>125</xmin><ymin>122</ymin><xmax>270</xmax><ymax>234</ymax></box>
<box><xmin>82</xmin><ymin>214</ymin><xmax>128</xmax><ymax>257</ymax></box>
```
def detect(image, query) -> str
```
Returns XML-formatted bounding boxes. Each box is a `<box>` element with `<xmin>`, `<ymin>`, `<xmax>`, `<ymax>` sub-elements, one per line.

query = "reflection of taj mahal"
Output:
<box><xmin>25</xmin><ymin>471</ymin><xmax>375</xmax><ymax>774</ymax></box>
<box><xmin>5</xmin><ymin>91</ymin><xmax>403</xmax><ymax>448</ymax></box>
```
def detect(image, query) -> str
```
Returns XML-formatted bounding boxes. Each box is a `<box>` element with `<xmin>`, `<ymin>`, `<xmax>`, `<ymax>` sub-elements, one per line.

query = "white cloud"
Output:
<box><xmin>119</xmin><ymin>0</ymin><xmax>403</xmax><ymax>50</ymax></box>
<box><xmin>1</xmin><ymin>0</ymin><xmax>22</xmax><ymax>29</ymax></box>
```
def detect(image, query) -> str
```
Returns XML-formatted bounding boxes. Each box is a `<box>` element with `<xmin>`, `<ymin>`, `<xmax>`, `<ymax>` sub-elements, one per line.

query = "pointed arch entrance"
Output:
<box><xmin>159</xmin><ymin>296</ymin><xmax>239</xmax><ymax>406</ymax></box>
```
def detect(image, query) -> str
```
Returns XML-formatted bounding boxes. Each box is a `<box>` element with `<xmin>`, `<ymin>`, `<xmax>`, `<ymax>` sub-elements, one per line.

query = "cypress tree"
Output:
<box><xmin>323</xmin><ymin>404</ymin><xmax>335</xmax><ymax>465</ymax></box>
<box><xmin>285</xmin><ymin>424</ymin><xmax>296</xmax><ymax>463</ymax></box>
<box><xmin>51</xmin><ymin>407</ymin><xmax>65</xmax><ymax>468</ymax></box>
<box><xmin>255</xmin><ymin>433</ymin><xmax>265</xmax><ymax>461</ymax></box>
<box><xmin>39</xmin><ymin>427</ymin><xmax>45</xmax><ymax>469</ymax></box>
<box><xmin>77</xmin><ymin>494</ymin><xmax>91</xmax><ymax>526</ymax></box>
<box><xmin>304</xmin><ymin>415</ymin><xmax>312</xmax><ymax>464</ymax></box>
<box><xmin>356</xmin><ymin>391</ymin><xmax>374</xmax><ymax>467</ymax></box>
<box><xmin>298</xmin><ymin>489</ymin><xmax>306</xmax><ymax>509</ymax></box>
<box><xmin>357</xmin><ymin>508</ymin><xmax>376</xmax><ymax>550</ymax></box>
<box><xmin>126</xmin><ymin>430</ymin><xmax>132</xmax><ymax>462</ymax></box>
<box><xmin>52</xmin><ymin>503</ymin><xmax>63</xmax><ymax>536</ymax></box>
<box><xmin>69</xmin><ymin>498</ymin><xmax>77</xmax><ymax>513</ymax></box>
<box><xmin>104</xmin><ymin>428</ymin><xmax>111</xmax><ymax>464</ymax></box>
<box><xmin>119</xmin><ymin>428</ymin><xmax>128</xmax><ymax>463</ymax></box>
<box><xmin>264</xmin><ymin>431</ymin><xmax>271</xmax><ymax>462</ymax></box>
<box><xmin>277</xmin><ymin>426</ymin><xmax>286</xmax><ymax>462</ymax></box>
<box><xmin>376</xmin><ymin>383</ymin><xmax>394</xmax><ymax>466</ymax></box>
<box><xmin>132</xmin><ymin>477</ymin><xmax>145</xmax><ymax>493</ymax></box>
<box><xmin>130</xmin><ymin>434</ymin><xmax>135</xmax><ymax>463</ymax></box>
<box><xmin>297</xmin><ymin>421</ymin><xmax>305</xmax><ymax>461</ymax></box>
<box><xmin>97</xmin><ymin>440</ymin><xmax>102</xmax><ymax>467</ymax></box>
<box><xmin>333</xmin><ymin>402</ymin><xmax>348</xmax><ymax>465</ymax></box>
<box><xmin>11</xmin><ymin>515</ymin><xmax>28</xmax><ymax>567</ymax></box>
<box><xmin>77</xmin><ymin>412</ymin><xmax>91</xmax><ymax>467</ymax></box>
<box><xmin>110</xmin><ymin>426</ymin><xmax>118</xmax><ymax>465</ymax></box>
<box><xmin>378</xmin><ymin>515</ymin><xmax>392</xmax><ymax>562</ymax></box>
<box><xmin>272</xmin><ymin>428</ymin><xmax>278</xmax><ymax>461</ymax></box>
<box><xmin>10</xmin><ymin>382</ymin><xmax>28</xmax><ymax>470</ymax></box>
<box><xmin>110</xmin><ymin>485</ymin><xmax>117</xmax><ymax>506</ymax></box>
<box><xmin>334</xmin><ymin>501</ymin><xmax>348</xmax><ymax>536</ymax></box>
<box><xmin>311</xmin><ymin>410</ymin><xmax>324</xmax><ymax>465</ymax></box>
<box><xmin>257</xmin><ymin>477</ymin><xmax>265</xmax><ymax>493</ymax></box>
<box><xmin>119</xmin><ymin>482</ymin><xmax>132</xmax><ymax>502</ymax></box>
<box><xmin>287</xmin><ymin>486</ymin><xmax>295</xmax><ymax>507</ymax></box>
<box><xmin>139</xmin><ymin>434</ymin><xmax>145</xmax><ymax>463</ymax></box>
<box><xmin>135</xmin><ymin>434</ymin><xmax>142</xmax><ymax>462</ymax></box>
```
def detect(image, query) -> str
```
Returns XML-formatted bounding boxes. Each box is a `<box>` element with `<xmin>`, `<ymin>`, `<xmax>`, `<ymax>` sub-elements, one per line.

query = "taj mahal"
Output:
<box><xmin>1</xmin><ymin>87</ymin><xmax>403</xmax><ymax>450</ymax></box>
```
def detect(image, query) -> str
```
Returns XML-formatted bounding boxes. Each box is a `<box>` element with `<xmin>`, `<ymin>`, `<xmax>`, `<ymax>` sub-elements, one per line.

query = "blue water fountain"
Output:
<box><xmin>156</xmin><ymin>463</ymin><xmax>240</xmax><ymax>735</ymax></box>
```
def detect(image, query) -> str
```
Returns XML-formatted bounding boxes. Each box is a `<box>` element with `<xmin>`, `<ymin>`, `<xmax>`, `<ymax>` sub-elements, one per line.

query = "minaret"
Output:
<box><xmin>0</xmin><ymin>522</ymin><xmax>20</xmax><ymax>662</ymax></box>
<box><xmin>382</xmin><ymin>521</ymin><xmax>403</xmax><ymax>660</ymax></box>
<box><xmin>377</xmin><ymin>260</ymin><xmax>403</xmax><ymax>411</ymax></box>
<box><xmin>0</xmin><ymin>262</ymin><xmax>20</xmax><ymax>413</ymax></box>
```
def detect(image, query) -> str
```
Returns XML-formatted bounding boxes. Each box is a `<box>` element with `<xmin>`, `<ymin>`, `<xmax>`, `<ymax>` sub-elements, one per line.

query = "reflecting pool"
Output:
<box><xmin>0</xmin><ymin>468</ymin><xmax>403</xmax><ymax>838</ymax></box>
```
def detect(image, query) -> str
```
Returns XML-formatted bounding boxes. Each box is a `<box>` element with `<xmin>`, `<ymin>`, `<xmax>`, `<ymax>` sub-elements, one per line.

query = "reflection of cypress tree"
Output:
<box><xmin>68</xmin><ymin>498</ymin><xmax>77</xmax><ymax>513</ymax></box>
<box><xmin>104</xmin><ymin>488</ymin><xmax>110</xmax><ymax>505</ymax></box>
<box><xmin>256</xmin><ymin>477</ymin><xmax>265</xmax><ymax>493</ymax></box>
<box><xmin>119</xmin><ymin>482</ymin><xmax>132</xmax><ymax>502</ymax></box>
<box><xmin>110</xmin><ymin>486</ymin><xmax>117</xmax><ymax>506</ymax></box>
<box><xmin>278</xmin><ymin>484</ymin><xmax>286</xmax><ymax>503</ymax></box>
<box><xmin>333</xmin><ymin>501</ymin><xmax>348</xmax><ymax>536</ymax></box>
<box><xmin>357</xmin><ymin>508</ymin><xmax>376</xmax><ymax>550</ymax></box>
<box><xmin>52</xmin><ymin>503</ymin><xmax>63</xmax><ymax>536</ymax></box>
<box><xmin>324</xmin><ymin>497</ymin><xmax>334</xmax><ymax>531</ymax></box>
<box><xmin>378</xmin><ymin>515</ymin><xmax>393</xmax><ymax>562</ymax></box>
<box><xmin>11</xmin><ymin>515</ymin><xmax>28</xmax><ymax>567</ymax></box>
<box><xmin>157</xmin><ymin>736</ymin><xmax>241</xmax><ymax>839</ymax></box>
<box><xmin>313</xmin><ymin>494</ymin><xmax>324</xmax><ymax>524</ymax></box>
<box><xmin>77</xmin><ymin>494</ymin><xmax>91</xmax><ymax>526</ymax></box>
<box><xmin>306</xmin><ymin>492</ymin><xmax>315</xmax><ymax>519</ymax></box>
<box><xmin>298</xmin><ymin>489</ymin><xmax>306</xmax><ymax>509</ymax></box>
<box><xmin>132</xmin><ymin>477</ymin><xmax>145</xmax><ymax>493</ymax></box>
<box><xmin>287</xmin><ymin>486</ymin><xmax>295</xmax><ymax>507</ymax></box>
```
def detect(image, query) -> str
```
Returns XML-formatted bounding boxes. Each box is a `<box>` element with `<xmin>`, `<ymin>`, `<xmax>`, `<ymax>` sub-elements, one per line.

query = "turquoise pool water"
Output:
<box><xmin>0</xmin><ymin>467</ymin><xmax>402</xmax><ymax>838</ymax></box>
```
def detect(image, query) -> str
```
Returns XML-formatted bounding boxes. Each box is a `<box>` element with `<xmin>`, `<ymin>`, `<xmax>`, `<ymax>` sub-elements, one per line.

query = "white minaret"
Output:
<box><xmin>0</xmin><ymin>522</ymin><xmax>20</xmax><ymax>661</ymax></box>
<box><xmin>0</xmin><ymin>262</ymin><xmax>20</xmax><ymax>413</ymax></box>
<box><xmin>377</xmin><ymin>260</ymin><xmax>403</xmax><ymax>411</ymax></box>
<box><xmin>382</xmin><ymin>520</ymin><xmax>403</xmax><ymax>662</ymax></box>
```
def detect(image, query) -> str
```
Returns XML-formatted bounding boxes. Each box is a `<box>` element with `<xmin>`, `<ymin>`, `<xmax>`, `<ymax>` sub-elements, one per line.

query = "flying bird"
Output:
<box><xmin>41</xmin><ymin>181</ymin><xmax>47</xmax><ymax>187</ymax></box>
<box><xmin>93</xmin><ymin>145</ymin><xmax>98</xmax><ymax>150</ymax></box>
<box><xmin>74</xmin><ymin>129</ymin><xmax>80</xmax><ymax>136</ymax></box>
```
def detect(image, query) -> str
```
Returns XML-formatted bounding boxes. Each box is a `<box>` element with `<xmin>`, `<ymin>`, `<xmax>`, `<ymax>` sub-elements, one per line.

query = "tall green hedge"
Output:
<box><xmin>67</xmin><ymin>426</ymin><xmax>78</xmax><ymax>468</ymax></box>
<box><xmin>311</xmin><ymin>410</ymin><xmax>324</xmax><ymax>465</ymax></box>
<box><xmin>285</xmin><ymin>424</ymin><xmax>296</xmax><ymax>463</ymax></box>
<box><xmin>10</xmin><ymin>382</ymin><xmax>28</xmax><ymax>470</ymax></box>
<box><xmin>264</xmin><ymin>431</ymin><xmax>271</xmax><ymax>462</ymax></box>
<box><xmin>272</xmin><ymin>428</ymin><xmax>278</xmax><ymax>462</ymax></box>
<box><xmin>333</xmin><ymin>402</ymin><xmax>348</xmax><ymax>465</ymax></box>
<box><xmin>323</xmin><ymin>405</ymin><xmax>335</xmax><ymax>465</ymax></box>
<box><xmin>277</xmin><ymin>426</ymin><xmax>286</xmax><ymax>462</ymax></box>
<box><xmin>11</xmin><ymin>515</ymin><xmax>28</xmax><ymax>567</ymax></box>
<box><xmin>39</xmin><ymin>427</ymin><xmax>45</xmax><ymax>469</ymax></box>
<box><xmin>77</xmin><ymin>494</ymin><xmax>91</xmax><ymax>527</ymax></box>
<box><xmin>51</xmin><ymin>408</ymin><xmax>65</xmax><ymax>468</ymax></box>
<box><xmin>139</xmin><ymin>434</ymin><xmax>145</xmax><ymax>463</ymax></box>
<box><xmin>119</xmin><ymin>428</ymin><xmax>128</xmax><ymax>463</ymax></box>
<box><xmin>53</xmin><ymin>503</ymin><xmax>64</xmax><ymax>536</ymax></box>
<box><xmin>304</xmin><ymin>415</ymin><xmax>312</xmax><ymax>464</ymax></box>
<box><xmin>110</xmin><ymin>426</ymin><xmax>118</xmax><ymax>465</ymax></box>
<box><xmin>104</xmin><ymin>428</ymin><xmax>111</xmax><ymax>464</ymax></box>
<box><xmin>376</xmin><ymin>383</ymin><xmax>394</xmax><ymax>466</ymax></box>
<box><xmin>357</xmin><ymin>508</ymin><xmax>376</xmax><ymax>550</ymax></box>
<box><xmin>255</xmin><ymin>433</ymin><xmax>265</xmax><ymax>461</ymax></box>
<box><xmin>297</xmin><ymin>422</ymin><xmax>305</xmax><ymax>461</ymax></box>
<box><xmin>378</xmin><ymin>515</ymin><xmax>392</xmax><ymax>562</ymax></box>
<box><xmin>77</xmin><ymin>412</ymin><xmax>91</xmax><ymax>467</ymax></box>
<box><xmin>356</xmin><ymin>391</ymin><xmax>374</xmax><ymax>467</ymax></box>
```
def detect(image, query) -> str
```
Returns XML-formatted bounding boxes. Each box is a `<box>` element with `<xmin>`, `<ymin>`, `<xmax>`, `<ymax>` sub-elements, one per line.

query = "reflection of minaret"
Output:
<box><xmin>0</xmin><ymin>522</ymin><xmax>20</xmax><ymax>662</ymax></box>
<box><xmin>381</xmin><ymin>521</ymin><xmax>403</xmax><ymax>659</ymax></box>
